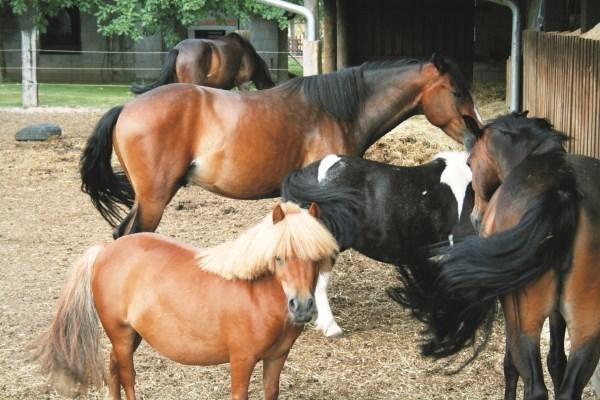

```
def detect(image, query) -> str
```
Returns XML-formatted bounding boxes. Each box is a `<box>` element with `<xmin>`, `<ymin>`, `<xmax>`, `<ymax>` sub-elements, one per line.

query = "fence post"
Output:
<box><xmin>21</xmin><ymin>26</ymin><xmax>38</xmax><ymax>107</ymax></box>
<box><xmin>303</xmin><ymin>40</ymin><xmax>320</xmax><ymax>76</ymax></box>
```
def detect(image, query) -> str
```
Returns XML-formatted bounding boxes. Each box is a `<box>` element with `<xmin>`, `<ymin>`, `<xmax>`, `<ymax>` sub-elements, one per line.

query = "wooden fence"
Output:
<box><xmin>523</xmin><ymin>30</ymin><xmax>600</xmax><ymax>158</ymax></box>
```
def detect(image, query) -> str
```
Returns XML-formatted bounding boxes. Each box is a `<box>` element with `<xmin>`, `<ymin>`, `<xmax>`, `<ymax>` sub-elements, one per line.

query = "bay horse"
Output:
<box><xmin>394</xmin><ymin>113</ymin><xmax>600</xmax><ymax>400</ymax></box>
<box><xmin>31</xmin><ymin>202</ymin><xmax>338</xmax><ymax>400</ymax></box>
<box><xmin>81</xmin><ymin>54</ymin><xmax>482</xmax><ymax>239</ymax></box>
<box><xmin>130</xmin><ymin>32</ymin><xmax>274</xmax><ymax>94</ymax></box>
<box><xmin>282</xmin><ymin>151</ymin><xmax>475</xmax><ymax>336</ymax></box>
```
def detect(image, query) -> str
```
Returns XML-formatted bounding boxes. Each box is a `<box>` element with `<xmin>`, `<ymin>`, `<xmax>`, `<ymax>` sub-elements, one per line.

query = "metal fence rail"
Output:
<box><xmin>523</xmin><ymin>30</ymin><xmax>600</xmax><ymax>158</ymax></box>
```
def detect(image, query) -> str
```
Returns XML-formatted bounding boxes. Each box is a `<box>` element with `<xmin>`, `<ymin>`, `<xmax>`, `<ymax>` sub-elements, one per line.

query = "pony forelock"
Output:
<box><xmin>197</xmin><ymin>202</ymin><xmax>339</xmax><ymax>280</ymax></box>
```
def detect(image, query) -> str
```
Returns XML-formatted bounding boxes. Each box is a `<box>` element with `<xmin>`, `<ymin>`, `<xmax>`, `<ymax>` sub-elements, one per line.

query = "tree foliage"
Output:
<box><xmin>2</xmin><ymin>0</ymin><xmax>300</xmax><ymax>46</ymax></box>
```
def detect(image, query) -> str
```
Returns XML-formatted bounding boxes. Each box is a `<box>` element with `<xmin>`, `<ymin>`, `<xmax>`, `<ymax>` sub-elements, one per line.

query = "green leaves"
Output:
<box><xmin>6</xmin><ymin>0</ymin><xmax>301</xmax><ymax>45</ymax></box>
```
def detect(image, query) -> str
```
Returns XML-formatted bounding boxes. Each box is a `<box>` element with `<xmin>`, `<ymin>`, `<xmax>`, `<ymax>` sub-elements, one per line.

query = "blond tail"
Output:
<box><xmin>30</xmin><ymin>245</ymin><xmax>105</xmax><ymax>393</ymax></box>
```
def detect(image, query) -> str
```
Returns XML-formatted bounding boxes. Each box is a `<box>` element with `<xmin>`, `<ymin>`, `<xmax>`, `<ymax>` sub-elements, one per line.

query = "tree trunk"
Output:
<box><xmin>0</xmin><ymin>30</ymin><xmax>6</xmax><ymax>82</ymax></box>
<box><xmin>322</xmin><ymin>0</ymin><xmax>337</xmax><ymax>73</ymax></box>
<box><xmin>336</xmin><ymin>0</ymin><xmax>348</xmax><ymax>69</ymax></box>
<box><xmin>277</xmin><ymin>27</ymin><xmax>289</xmax><ymax>83</ymax></box>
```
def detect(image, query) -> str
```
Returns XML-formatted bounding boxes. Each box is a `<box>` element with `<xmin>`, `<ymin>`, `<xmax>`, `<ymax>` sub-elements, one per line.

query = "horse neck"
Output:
<box><xmin>353</xmin><ymin>65</ymin><xmax>427</xmax><ymax>154</ymax></box>
<box><xmin>248</xmin><ymin>50</ymin><xmax>275</xmax><ymax>89</ymax></box>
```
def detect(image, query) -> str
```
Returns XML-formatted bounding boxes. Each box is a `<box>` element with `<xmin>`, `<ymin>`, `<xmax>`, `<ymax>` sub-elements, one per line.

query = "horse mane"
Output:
<box><xmin>488</xmin><ymin>113</ymin><xmax>569</xmax><ymax>154</ymax></box>
<box><xmin>277</xmin><ymin>56</ymin><xmax>470</xmax><ymax>122</ymax></box>
<box><xmin>197</xmin><ymin>202</ymin><xmax>339</xmax><ymax>280</ymax></box>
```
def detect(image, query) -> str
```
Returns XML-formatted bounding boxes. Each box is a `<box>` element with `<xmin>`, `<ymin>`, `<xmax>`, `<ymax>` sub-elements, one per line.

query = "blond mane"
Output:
<box><xmin>197</xmin><ymin>202</ymin><xmax>339</xmax><ymax>280</ymax></box>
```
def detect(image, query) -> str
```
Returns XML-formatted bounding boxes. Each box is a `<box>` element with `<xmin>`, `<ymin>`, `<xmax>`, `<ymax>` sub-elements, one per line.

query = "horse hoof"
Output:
<box><xmin>317</xmin><ymin>322</ymin><xmax>343</xmax><ymax>338</ymax></box>
<box><xmin>322</xmin><ymin>324</ymin><xmax>343</xmax><ymax>338</ymax></box>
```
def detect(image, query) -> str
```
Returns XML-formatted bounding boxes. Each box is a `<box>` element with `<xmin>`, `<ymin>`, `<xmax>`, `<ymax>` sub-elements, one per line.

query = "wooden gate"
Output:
<box><xmin>523</xmin><ymin>30</ymin><xmax>600</xmax><ymax>157</ymax></box>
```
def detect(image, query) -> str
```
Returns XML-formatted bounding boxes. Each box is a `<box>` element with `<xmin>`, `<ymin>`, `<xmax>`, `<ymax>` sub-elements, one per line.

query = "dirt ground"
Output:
<box><xmin>0</xmin><ymin>92</ymin><xmax>595</xmax><ymax>399</ymax></box>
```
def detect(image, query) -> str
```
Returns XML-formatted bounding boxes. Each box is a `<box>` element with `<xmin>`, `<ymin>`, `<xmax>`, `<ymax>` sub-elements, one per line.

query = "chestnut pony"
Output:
<box><xmin>31</xmin><ymin>202</ymin><xmax>338</xmax><ymax>400</ymax></box>
<box><xmin>81</xmin><ymin>55</ymin><xmax>481</xmax><ymax>238</ymax></box>
<box><xmin>130</xmin><ymin>32</ymin><xmax>274</xmax><ymax>94</ymax></box>
<box><xmin>396</xmin><ymin>113</ymin><xmax>600</xmax><ymax>400</ymax></box>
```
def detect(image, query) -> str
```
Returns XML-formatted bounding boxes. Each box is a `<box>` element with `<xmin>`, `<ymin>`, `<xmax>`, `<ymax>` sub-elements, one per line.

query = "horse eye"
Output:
<box><xmin>274</xmin><ymin>256</ymin><xmax>283</xmax><ymax>265</ymax></box>
<box><xmin>453</xmin><ymin>90</ymin><xmax>463</xmax><ymax>98</ymax></box>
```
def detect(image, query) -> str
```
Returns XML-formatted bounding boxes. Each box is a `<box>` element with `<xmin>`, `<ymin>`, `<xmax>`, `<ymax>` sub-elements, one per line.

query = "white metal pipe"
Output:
<box><xmin>256</xmin><ymin>0</ymin><xmax>316</xmax><ymax>41</ymax></box>
<box><xmin>482</xmin><ymin>0</ymin><xmax>521</xmax><ymax>111</ymax></box>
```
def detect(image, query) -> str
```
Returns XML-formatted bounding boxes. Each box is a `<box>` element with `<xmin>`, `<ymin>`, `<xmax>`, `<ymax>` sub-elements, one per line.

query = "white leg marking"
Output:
<box><xmin>314</xmin><ymin>271</ymin><xmax>343</xmax><ymax>337</ymax></box>
<box><xmin>448</xmin><ymin>234</ymin><xmax>454</xmax><ymax>246</ymax></box>
<box><xmin>434</xmin><ymin>151</ymin><xmax>472</xmax><ymax>220</ymax></box>
<box><xmin>317</xmin><ymin>155</ymin><xmax>341</xmax><ymax>183</ymax></box>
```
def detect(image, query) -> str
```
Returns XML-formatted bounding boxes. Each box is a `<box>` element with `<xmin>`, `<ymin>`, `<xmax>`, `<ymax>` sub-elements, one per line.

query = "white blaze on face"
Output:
<box><xmin>317</xmin><ymin>155</ymin><xmax>341</xmax><ymax>183</ymax></box>
<box><xmin>435</xmin><ymin>151</ymin><xmax>472</xmax><ymax>220</ymax></box>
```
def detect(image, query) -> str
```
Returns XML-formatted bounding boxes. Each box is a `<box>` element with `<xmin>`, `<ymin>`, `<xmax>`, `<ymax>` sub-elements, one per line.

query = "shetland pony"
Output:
<box><xmin>281</xmin><ymin>152</ymin><xmax>475</xmax><ymax>336</ymax></box>
<box><xmin>80</xmin><ymin>55</ymin><xmax>482</xmax><ymax>238</ymax></box>
<box><xmin>31</xmin><ymin>202</ymin><xmax>339</xmax><ymax>400</ymax></box>
<box><xmin>130</xmin><ymin>32</ymin><xmax>274</xmax><ymax>94</ymax></box>
<box><xmin>396</xmin><ymin>113</ymin><xmax>600</xmax><ymax>400</ymax></box>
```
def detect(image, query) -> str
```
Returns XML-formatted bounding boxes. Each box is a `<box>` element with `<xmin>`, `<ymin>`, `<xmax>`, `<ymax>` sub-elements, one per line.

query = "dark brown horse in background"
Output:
<box><xmin>395</xmin><ymin>113</ymin><xmax>600</xmax><ymax>400</ymax></box>
<box><xmin>81</xmin><ymin>55</ymin><xmax>482</xmax><ymax>238</ymax></box>
<box><xmin>130</xmin><ymin>32</ymin><xmax>275</xmax><ymax>94</ymax></box>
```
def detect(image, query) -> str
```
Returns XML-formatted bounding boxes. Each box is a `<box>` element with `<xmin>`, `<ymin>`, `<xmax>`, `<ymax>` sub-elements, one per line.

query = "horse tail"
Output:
<box><xmin>30</xmin><ymin>245</ymin><xmax>105</xmax><ymax>392</ymax></box>
<box><xmin>130</xmin><ymin>48</ymin><xmax>179</xmax><ymax>94</ymax></box>
<box><xmin>231</xmin><ymin>32</ymin><xmax>274</xmax><ymax>89</ymax></box>
<box><xmin>412</xmin><ymin>185</ymin><xmax>579</xmax><ymax>363</ymax></box>
<box><xmin>281</xmin><ymin>163</ymin><xmax>363</xmax><ymax>249</ymax></box>
<box><xmin>80</xmin><ymin>105</ymin><xmax>134</xmax><ymax>227</ymax></box>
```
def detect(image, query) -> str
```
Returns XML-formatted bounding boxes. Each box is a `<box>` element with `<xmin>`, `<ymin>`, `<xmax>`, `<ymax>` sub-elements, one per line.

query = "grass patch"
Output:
<box><xmin>288</xmin><ymin>55</ymin><xmax>303</xmax><ymax>77</ymax></box>
<box><xmin>0</xmin><ymin>83</ymin><xmax>133</xmax><ymax>107</ymax></box>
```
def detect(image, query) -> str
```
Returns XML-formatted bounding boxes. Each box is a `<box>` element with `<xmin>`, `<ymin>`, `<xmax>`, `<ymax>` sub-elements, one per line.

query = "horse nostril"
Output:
<box><xmin>289</xmin><ymin>298</ymin><xmax>299</xmax><ymax>312</ymax></box>
<box><xmin>306</xmin><ymin>297</ymin><xmax>315</xmax><ymax>310</ymax></box>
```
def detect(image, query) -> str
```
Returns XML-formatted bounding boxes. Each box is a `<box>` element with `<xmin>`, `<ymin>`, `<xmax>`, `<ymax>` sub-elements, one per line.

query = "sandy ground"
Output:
<box><xmin>0</xmin><ymin>93</ymin><xmax>595</xmax><ymax>399</ymax></box>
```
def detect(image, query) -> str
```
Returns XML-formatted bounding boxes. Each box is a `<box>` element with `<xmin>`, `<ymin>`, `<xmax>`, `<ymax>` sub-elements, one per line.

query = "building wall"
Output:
<box><xmin>473</xmin><ymin>2</ymin><xmax>512</xmax><ymax>83</ymax></box>
<box><xmin>1</xmin><ymin>10</ymin><xmax>280</xmax><ymax>84</ymax></box>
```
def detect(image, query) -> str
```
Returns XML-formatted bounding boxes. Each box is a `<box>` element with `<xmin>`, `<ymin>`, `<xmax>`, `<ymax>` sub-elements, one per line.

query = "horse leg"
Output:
<box><xmin>503</xmin><ymin>347</ymin><xmax>519</xmax><ymax>400</ymax></box>
<box><xmin>107</xmin><ymin>328</ymin><xmax>142</xmax><ymax>400</ymax></box>
<box><xmin>114</xmin><ymin>184</ymin><xmax>180</xmax><ymax>238</ymax></box>
<box><xmin>262</xmin><ymin>352</ymin><xmax>289</xmax><ymax>400</ymax></box>
<box><xmin>107</xmin><ymin>349</ymin><xmax>122</xmax><ymax>400</ymax></box>
<box><xmin>113</xmin><ymin>204</ymin><xmax>139</xmax><ymax>239</ymax></box>
<box><xmin>547</xmin><ymin>311</ymin><xmax>567</xmax><ymax>397</ymax></box>
<box><xmin>314</xmin><ymin>271</ymin><xmax>343</xmax><ymax>337</ymax></box>
<box><xmin>556</xmin><ymin>335</ymin><xmax>600</xmax><ymax>400</ymax></box>
<box><xmin>230</xmin><ymin>357</ymin><xmax>257</xmax><ymax>400</ymax></box>
<box><xmin>502</xmin><ymin>280</ymin><xmax>554</xmax><ymax>400</ymax></box>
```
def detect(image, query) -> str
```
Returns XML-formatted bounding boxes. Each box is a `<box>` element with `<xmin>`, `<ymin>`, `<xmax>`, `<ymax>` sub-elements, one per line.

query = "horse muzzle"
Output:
<box><xmin>288</xmin><ymin>295</ymin><xmax>316</xmax><ymax>325</ymax></box>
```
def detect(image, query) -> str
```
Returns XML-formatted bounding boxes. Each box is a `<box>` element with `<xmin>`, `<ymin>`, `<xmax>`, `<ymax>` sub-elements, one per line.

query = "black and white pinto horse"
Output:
<box><xmin>282</xmin><ymin>151</ymin><xmax>475</xmax><ymax>336</ymax></box>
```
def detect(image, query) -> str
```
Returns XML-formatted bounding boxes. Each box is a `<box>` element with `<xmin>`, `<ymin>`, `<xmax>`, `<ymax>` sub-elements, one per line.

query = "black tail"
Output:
<box><xmin>130</xmin><ymin>49</ymin><xmax>179</xmax><ymax>94</ymax></box>
<box><xmin>394</xmin><ymin>186</ymin><xmax>579</xmax><ymax>362</ymax></box>
<box><xmin>80</xmin><ymin>106</ymin><xmax>134</xmax><ymax>227</ymax></box>
<box><xmin>229</xmin><ymin>32</ymin><xmax>275</xmax><ymax>89</ymax></box>
<box><xmin>281</xmin><ymin>167</ymin><xmax>363</xmax><ymax>249</ymax></box>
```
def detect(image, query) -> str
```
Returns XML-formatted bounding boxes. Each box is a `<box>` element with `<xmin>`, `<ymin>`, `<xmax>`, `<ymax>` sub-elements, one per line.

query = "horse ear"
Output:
<box><xmin>431</xmin><ymin>53</ymin><xmax>446</xmax><ymax>74</ymax></box>
<box><xmin>272</xmin><ymin>203</ymin><xmax>286</xmax><ymax>224</ymax></box>
<box><xmin>463</xmin><ymin>115</ymin><xmax>483</xmax><ymax>138</ymax></box>
<box><xmin>308</xmin><ymin>202</ymin><xmax>320</xmax><ymax>219</ymax></box>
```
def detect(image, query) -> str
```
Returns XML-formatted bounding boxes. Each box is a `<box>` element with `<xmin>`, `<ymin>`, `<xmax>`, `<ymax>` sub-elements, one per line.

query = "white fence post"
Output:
<box><xmin>303</xmin><ymin>39</ymin><xmax>320</xmax><ymax>76</ymax></box>
<box><xmin>21</xmin><ymin>26</ymin><xmax>38</xmax><ymax>107</ymax></box>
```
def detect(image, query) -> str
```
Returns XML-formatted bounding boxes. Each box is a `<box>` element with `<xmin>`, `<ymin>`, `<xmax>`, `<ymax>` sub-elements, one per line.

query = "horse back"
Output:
<box><xmin>92</xmin><ymin>233</ymin><xmax>296</xmax><ymax>364</ymax></box>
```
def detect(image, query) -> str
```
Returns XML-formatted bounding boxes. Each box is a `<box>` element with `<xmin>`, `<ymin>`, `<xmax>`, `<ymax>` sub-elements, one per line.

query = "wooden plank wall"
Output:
<box><xmin>346</xmin><ymin>0</ymin><xmax>474</xmax><ymax>81</ymax></box>
<box><xmin>523</xmin><ymin>30</ymin><xmax>600</xmax><ymax>157</ymax></box>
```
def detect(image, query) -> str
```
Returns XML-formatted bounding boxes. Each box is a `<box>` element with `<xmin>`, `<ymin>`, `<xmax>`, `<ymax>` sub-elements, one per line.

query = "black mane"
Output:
<box><xmin>277</xmin><ymin>56</ymin><xmax>469</xmax><ymax>122</ymax></box>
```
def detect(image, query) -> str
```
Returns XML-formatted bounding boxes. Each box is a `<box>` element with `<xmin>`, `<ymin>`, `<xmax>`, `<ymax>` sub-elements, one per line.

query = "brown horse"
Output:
<box><xmin>31</xmin><ymin>202</ymin><xmax>338</xmax><ymax>400</ymax></box>
<box><xmin>395</xmin><ymin>113</ymin><xmax>600</xmax><ymax>400</ymax></box>
<box><xmin>130</xmin><ymin>32</ymin><xmax>275</xmax><ymax>94</ymax></box>
<box><xmin>81</xmin><ymin>55</ymin><xmax>482</xmax><ymax>238</ymax></box>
